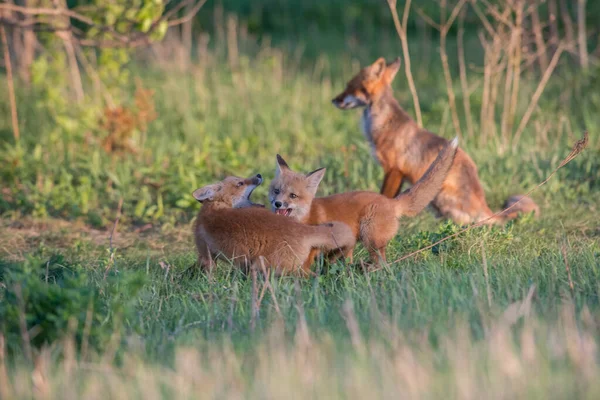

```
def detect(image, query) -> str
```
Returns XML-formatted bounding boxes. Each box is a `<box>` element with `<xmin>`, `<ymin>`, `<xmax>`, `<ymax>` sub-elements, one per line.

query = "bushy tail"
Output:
<box><xmin>492</xmin><ymin>195</ymin><xmax>540</xmax><ymax>223</ymax></box>
<box><xmin>394</xmin><ymin>137</ymin><xmax>459</xmax><ymax>217</ymax></box>
<box><xmin>308</xmin><ymin>222</ymin><xmax>356</xmax><ymax>252</ymax></box>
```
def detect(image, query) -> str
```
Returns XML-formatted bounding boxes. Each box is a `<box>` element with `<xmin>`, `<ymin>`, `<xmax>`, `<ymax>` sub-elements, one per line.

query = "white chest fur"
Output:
<box><xmin>361</xmin><ymin>108</ymin><xmax>379</xmax><ymax>163</ymax></box>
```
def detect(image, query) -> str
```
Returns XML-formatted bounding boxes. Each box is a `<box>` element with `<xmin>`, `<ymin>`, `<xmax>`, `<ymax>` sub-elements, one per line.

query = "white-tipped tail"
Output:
<box><xmin>450</xmin><ymin>137</ymin><xmax>459</xmax><ymax>148</ymax></box>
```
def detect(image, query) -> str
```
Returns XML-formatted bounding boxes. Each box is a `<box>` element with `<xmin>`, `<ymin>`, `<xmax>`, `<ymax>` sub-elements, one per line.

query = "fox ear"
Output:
<box><xmin>305</xmin><ymin>167</ymin><xmax>326</xmax><ymax>195</ymax></box>
<box><xmin>276</xmin><ymin>154</ymin><xmax>290</xmax><ymax>177</ymax></box>
<box><xmin>193</xmin><ymin>183</ymin><xmax>221</xmax><ymax>203</ymax></box>
<box><xmin>384</xmin><ymin>57</ymin><xmax>401</xmax><ymax>84</ymax></box>
<box><xmin>368</xmin><ymin>57</ymin><xmax>387</xmax><ymax>80</ymax></box>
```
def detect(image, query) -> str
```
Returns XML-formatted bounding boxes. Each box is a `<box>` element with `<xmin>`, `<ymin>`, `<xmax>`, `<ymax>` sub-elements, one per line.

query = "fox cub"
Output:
<box><xmin>332</xmin><ymin>57</ymin><xmax>539</xmax><ymax>225</ymax></box>
<box><xmin>269</xmin><ymin>138</ymin><xmax>458</xmax><ymax>265</ymax></box>
<box><xmin>192</xmin><ymin>174</ymin><xmax>356</xmax><ymax>275</ymax></box>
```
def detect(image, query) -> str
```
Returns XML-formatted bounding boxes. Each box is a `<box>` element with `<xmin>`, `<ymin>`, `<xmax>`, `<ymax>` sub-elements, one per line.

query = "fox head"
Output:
<box><xmin>332</xmin><ymin>57</ymin><xmax>401</xmax><ymax>109</ymax></box>
<box><xmin>193</xmin><ymin>174</ymin><xmax>264</xmax><ymax>208</ymax></box>
<box><xmin>268</xmin><ymin>155</ymin><xmax>325</xmax><ymax>220</ymax></box>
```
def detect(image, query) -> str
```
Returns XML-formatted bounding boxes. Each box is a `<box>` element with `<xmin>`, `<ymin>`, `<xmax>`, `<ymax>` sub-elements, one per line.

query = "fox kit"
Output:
<box><xmin>332</xmin><ymin>57</ymin><xmax>539</xmax><ymax>225</ymax></box>
<box><xmin>269</xmin><ymin>139</ymin><xmax>458</xmax><ymax>264</ymax></box>
<box><xmin>192</xmin><ymin>174</ymin><xmax>356</xmax><ymax>275</ymax></box>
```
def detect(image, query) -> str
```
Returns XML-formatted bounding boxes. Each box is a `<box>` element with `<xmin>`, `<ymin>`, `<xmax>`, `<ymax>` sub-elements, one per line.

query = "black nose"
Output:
<box><xmin>331</xmin><ymin>98</ymin><xmax>337</xmax><ymax>104</ymax></box>
<box><xmin>256</xmin><ymin>174</ymin><xmax>262</xmax><ymax>179</ymax></box>
<box><xmin>274</xmin><ymin>201</ymin><xmax>282</xmax><ymax>208</ymax></box>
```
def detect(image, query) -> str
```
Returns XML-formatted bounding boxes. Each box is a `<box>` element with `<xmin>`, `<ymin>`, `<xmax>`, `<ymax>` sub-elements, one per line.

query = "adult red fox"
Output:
<box><xmin>332</xmin><ymin>57</ymin><xmax>539</xmax><ymax>224</ymax></box>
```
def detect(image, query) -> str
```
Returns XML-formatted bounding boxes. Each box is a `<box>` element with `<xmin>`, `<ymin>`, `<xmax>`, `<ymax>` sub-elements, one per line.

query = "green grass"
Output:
<box><xmin>1</xmin><ymin>2</ymin><xmax>600</xmax><ymax>397</ymax></box>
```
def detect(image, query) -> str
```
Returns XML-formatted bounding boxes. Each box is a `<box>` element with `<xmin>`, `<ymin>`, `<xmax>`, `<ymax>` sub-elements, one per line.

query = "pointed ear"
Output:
<box><xmin>383</xmin><ymin>57</ymin><xmax>401</xmax><ymax>84</ymax></box>
<box><xmin>193</xmin><ymin>183</ymin><xmax>221</xmax><ymax>202</ymax></box>
<box><xmin>305</xmin><ymin>167</ymin><xmax>326</xmax><ymax>195</ymax></box>
<box><xmin>275</xmin><ymin>154</ymin><xmax>290</xmax><ymax>177</ymax></box>
<box><xmin>368</xmin><ymin>57</ymin><xmax>387</xmax><ymax>80</ymax></box>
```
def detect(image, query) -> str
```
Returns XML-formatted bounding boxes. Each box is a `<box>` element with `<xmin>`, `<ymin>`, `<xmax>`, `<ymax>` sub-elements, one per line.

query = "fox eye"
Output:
<box><xmin>237</xmin><ymin>182</ymin><xmax>244</xmax><ymax>187</ymax></box>
<box><xmin>290</xmin><ymin>193</ymin><xmax>298</xmax><ymax>199</ymax></box>
<box><xmin>273</xmin><ymin>189</ymin><xmax>280</xmax><ymax>195</ymax></box>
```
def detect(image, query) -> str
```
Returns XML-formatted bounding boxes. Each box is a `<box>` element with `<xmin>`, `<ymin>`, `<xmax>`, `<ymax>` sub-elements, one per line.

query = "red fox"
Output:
<box><xmin>192</xmin><ymin>174</ymin><xmax>356</xmax><ymax>275</ymax></box>
<box><xmin>269</xmin><ymin>138</ymin><xmax>458</xmax><ymax>264</ymax></box>
<box><xmin>332</xmin><ymin>57</ymin><xmax>539</xmax><ymax>225</ymax></box>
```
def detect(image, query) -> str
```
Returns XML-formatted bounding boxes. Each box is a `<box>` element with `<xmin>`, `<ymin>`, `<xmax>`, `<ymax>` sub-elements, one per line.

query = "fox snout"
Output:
<box><xmin>331</xmin><ymin>93</ymin><xmax>352</xmax><ymax>109</ymax></box>
<box><xmin>331</xmin><ymin>93</ymin><xmax>365</xmax><ymax>110</ymax></box>
<box><xmin>248</xmin><ymin>174</ymin><xmax>263</xmax><ymax>186</ymax></box>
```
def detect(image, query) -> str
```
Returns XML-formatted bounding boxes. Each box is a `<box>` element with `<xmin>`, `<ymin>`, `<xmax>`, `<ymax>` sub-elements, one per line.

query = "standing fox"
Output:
<box><xmin>332</xmin><ymin>57</ymin><xmax>539</xmax><ymax>225</ymax></box>
<box><xmin>269</xmin><ymin>138</ymin><xmax>458</xmax><ymax>264</ymax></box>
<box><xmin>192</xmin><ymin>174</ymin><xmax>356</xmax><ymax>275</ymax></box>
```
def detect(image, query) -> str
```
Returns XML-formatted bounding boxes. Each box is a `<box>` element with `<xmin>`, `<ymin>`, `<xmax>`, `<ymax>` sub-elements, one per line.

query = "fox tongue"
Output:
<box><xmin>276</xmin><ymin>209</ymin><xmax>291</xmax><ymax>216</ymax></box>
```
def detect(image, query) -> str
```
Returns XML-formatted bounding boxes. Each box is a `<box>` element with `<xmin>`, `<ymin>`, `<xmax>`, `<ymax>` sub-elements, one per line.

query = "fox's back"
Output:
<box><xmin>308</xmin><ymin>191</ymin><xmax>392</xmax><ymax>233</ymax></box>
<box><xmin>198</xmin><ymin>207</ymin><xmax>312</xmax><ymax>246</ymax></box>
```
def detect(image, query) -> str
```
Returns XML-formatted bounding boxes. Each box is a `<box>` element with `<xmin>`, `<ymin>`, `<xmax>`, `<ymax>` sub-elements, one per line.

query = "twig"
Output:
<box><xmin>167</xmin><ymin>0</ymin><xmax>208</xmax><ymax>27</ymax></box>
<box><xmin>387</xmin><ymin>0</ymin><xmax>423</xmax><ymax>127</ymax></box>
<box><xmin>0</xmin><ymin>25</ymin><xmax>20</xmax><ymax>142</ymax></box>
<box><xmin>0</xmin><ymin>0</ymin><xmax>208</xmax><ymax>49</ymax></box>
<box><xmin>387</xmin><ymin>131</ymin><xmax>589</xmax><ymax>266</ymax></box>
<box><xmin>512</xmin><ymin>43</ymin><xmax>565</xmax><ymax>149</ymax></box>
<box><xmin>577</xmin><ymin>0</ymin><xmax>588</xmax><ymax>69</ymax></box>
<box><xmin>457</xmin><ymin>8</ymin><xmax>474</xmax><ymax>139</ymax></box>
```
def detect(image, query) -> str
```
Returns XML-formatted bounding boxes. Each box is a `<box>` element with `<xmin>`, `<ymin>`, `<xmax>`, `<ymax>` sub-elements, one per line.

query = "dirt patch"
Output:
<box><xmin>0</xmin><ymin>217</ymin><xmax>194</xmax><ymax>262</ymax></box>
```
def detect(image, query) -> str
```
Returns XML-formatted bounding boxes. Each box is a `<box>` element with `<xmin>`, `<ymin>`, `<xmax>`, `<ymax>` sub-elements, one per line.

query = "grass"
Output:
<box><xmin>1</xmin><ymin>1</ymin><xmax>600</xmax><ymax>397</ymax></box>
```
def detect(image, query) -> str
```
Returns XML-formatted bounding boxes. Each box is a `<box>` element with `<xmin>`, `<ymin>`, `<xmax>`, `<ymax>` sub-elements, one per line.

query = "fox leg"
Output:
<box><xmin>327</xmin><ymin>246</ymin><xmax>354</xmax><ymax>264</ymax></box>
<box><xmin>380</xmin><ymin>168</ymin><xmax>404</xmax><ymax>198</ymax></box>
<box><xmin>302</xmin><ymin>248</ymin><xmax>320</xmax><ymax>273</ymax></box>
<box><xmin>367</xmin><ymin>247</ymin><xmax>387</xmax><ymax>268</ymax></box>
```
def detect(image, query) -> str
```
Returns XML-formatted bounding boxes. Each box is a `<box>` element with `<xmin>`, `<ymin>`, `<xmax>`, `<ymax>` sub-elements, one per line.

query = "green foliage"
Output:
<box><xmin>0</xmin><ymin>254</ymin><xmax>145</xmax><ymax>356</ymax></box>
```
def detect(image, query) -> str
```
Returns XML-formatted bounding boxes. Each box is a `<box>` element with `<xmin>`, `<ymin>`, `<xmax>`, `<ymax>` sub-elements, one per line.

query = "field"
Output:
<box><xmin>1</xmin><ymin>0</ymin><xmax>600</xmax><ymax>398</ymax></box>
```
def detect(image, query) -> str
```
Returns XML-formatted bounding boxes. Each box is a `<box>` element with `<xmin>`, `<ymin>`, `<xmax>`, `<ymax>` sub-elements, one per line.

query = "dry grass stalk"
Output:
<box><xmin>481</xmin><ymin>242</ymin><xmax>492</xmax><ymax>308</ymax></box>
<box><xmin>560</xmin><ymin>239</ymin><xmax>575</xmax><ymax>294</ymax></box>
<box><xmin>0</xmin><ymin>335</ymin><xmax>11</xmax><ymax>399</ymax></box>
<box><xmin>390</xmin><ymin>131</ymin><xmax>588</xmax><ymax>266</ymax></box>
<box><xmin>250</xmin><ymin>260</ymin><xmax>259</xmax><ymax>332</ymax></box>
<box><xmin>14</xmin><ymin>284</ymin><xmax>33</xmax><ymax>363</ymax></box>
<box><xmin>104</xmin><ymin>198</ymin><xmax>123</xmax><ymax>280</ymax></box>
<box><xmin>387</xmin><ymin>0</ymin><xmax>423</xmax><ymax>127</ymax></box>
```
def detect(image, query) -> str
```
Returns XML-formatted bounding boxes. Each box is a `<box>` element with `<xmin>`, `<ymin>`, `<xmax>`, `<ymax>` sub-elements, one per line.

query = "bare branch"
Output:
<box><xmin>0</xmin><ymin>0</ymin><xmax>208</xmax><ymax>49</ymax></box>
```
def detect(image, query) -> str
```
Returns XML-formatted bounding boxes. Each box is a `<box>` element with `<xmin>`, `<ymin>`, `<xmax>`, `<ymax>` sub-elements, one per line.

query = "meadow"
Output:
<box><xmin>1</xmin><ymin>0</ymin><xmax>600</xmax><ymax>398</ymax></box>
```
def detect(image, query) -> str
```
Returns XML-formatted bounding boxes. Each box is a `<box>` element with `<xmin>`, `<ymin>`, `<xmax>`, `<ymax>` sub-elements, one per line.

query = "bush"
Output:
<box><xmin>0</xmin><ymin>254</ymin><xmax>145</xmax><ymax>358</ymax></box>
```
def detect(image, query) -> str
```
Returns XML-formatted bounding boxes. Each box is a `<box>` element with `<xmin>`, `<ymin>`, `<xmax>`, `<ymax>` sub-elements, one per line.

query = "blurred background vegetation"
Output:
<box><xmin>1</xmin><ymin>2</ymin><xmax>600</xmax><ymax>397</ymax></box>
<box><xmin>0</xmin><ymin>0</ymin><xmax>598</xmax><ymax>227</ymax></box>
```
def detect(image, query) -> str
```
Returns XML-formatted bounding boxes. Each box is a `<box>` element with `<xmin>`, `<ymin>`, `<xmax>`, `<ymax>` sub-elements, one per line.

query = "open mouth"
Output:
<box><xmin>275</xmin><ymin>209</ymin><xmax>292</xmax><ymax>216</ymax></box>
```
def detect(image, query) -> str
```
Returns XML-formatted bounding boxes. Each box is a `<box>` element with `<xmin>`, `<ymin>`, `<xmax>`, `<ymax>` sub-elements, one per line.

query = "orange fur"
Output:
<box><xmin>192</xmin><ymin>174</ymin><xmax>356</xmax><ymax>275</ymax></box>
<box><xmin>269</xmin><ymin>139</ymin><xmax>458</xmax><ymax>265</ymax></box>
<box><xmin>332</xmin><ymin>57</ymin><xmax>540</xmax><ymax>225</ymax></box>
